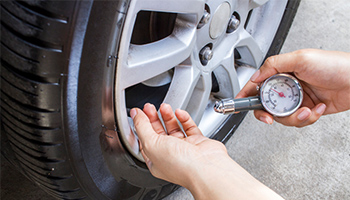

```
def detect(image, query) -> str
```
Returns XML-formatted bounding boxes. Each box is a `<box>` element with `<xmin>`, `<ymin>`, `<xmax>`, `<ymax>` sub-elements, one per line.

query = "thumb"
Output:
<box><xmin>251</xmin><ymin>52</ymin><xmax>300</xmax><ymax>83</ymax></box>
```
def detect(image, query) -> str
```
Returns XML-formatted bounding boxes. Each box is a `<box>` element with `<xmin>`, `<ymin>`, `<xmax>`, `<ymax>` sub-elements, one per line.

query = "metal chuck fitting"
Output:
<box><xmin>214</xmin><ymin>97</ymin><xmax>263</xmax><ymax>115</ymax></box>
<box><xmin>214</xmin><ymin>99</ymin><xmax>236</xmax><ymax>114</ymax></box>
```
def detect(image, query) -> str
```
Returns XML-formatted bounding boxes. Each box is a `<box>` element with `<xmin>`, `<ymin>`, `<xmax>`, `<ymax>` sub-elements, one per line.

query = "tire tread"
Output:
<box><xmin>1</xmin><ymin>0</ymin><xmax>85</xmax><ymax>199</ymax></box>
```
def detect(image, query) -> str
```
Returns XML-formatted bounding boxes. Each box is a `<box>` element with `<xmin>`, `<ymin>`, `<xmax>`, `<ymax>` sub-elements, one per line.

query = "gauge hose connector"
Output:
<box><xmin>214</xmin><ymin>97</ymin><xmax>263</xmax><ymax>115</ymax></box>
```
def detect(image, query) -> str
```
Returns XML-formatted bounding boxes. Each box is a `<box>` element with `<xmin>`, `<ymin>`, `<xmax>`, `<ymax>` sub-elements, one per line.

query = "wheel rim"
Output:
<box><xmin>113</xmin><ymin>0</ymin><xmax>288</xmax><ymax>161</ymax></box>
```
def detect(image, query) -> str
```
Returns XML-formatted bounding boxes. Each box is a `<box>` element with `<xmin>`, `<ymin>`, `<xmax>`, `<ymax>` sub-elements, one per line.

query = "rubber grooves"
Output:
<box><xmin>1</xmin><ymin>0</ymin><xmax>86</xmax><ymax>199</ymax></box>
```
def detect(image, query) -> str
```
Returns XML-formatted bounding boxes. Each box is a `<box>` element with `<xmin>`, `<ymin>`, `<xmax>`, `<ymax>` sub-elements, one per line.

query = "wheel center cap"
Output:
<box><xmin>209</xmin><ymin>2</ymin><xmax>231</xmax><ymax>39</ymax></box>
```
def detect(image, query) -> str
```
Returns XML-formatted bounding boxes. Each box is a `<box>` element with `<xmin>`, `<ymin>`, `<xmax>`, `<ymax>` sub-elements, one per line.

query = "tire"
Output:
<box><xmin>0</xmin><ymin>0</ymin><xmax>300</xmax><ymax>199</ymax></box>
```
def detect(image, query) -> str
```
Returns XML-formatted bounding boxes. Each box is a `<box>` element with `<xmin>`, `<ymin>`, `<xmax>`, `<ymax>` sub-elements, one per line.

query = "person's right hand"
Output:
<box><xmin>236</xmin><ymin>49</ymin><xmax>350</xmax><ymax>127</ymax></box>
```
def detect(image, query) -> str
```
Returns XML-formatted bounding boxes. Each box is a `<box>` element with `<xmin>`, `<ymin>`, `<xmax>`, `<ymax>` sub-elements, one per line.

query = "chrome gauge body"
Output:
<box><xmin>260</xmin><ymin>73</ymin><xmax>303</xmax><ymax>117</ymax></box>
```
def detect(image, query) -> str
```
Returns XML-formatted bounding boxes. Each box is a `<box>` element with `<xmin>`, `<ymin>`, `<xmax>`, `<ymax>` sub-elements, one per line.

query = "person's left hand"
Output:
<box><xmin>131</xmin><ymin>103</ymin><xmax>285</xmax><ymax>200</ymax></box>
<box><xmin>130</xmin><ymin>103</ymin><xmax>228</xmax><ymax>188</ymax></box>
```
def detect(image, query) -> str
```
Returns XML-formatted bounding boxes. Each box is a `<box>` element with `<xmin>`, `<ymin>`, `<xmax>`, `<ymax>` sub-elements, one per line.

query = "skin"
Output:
<box><xmin>237</xmin><ymin>49</ymin><xmax>350</xmax><ymax>127</ymax></box>
<box><xmin>131</xmin><ymin>49</ymin><xmax>350</xmax><ymax>199</ymax></box>
<box><xmin>131</xmin><ymin>103</ymin><xmax>283</xmax><ymax>200</ymax></box>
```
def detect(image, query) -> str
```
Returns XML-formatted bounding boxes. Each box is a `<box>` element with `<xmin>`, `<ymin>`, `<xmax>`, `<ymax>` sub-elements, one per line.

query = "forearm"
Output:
<box><xmin>186</xmin><ymin>155</ymin><xmax>284</xmax><ymax>200</ymax></box>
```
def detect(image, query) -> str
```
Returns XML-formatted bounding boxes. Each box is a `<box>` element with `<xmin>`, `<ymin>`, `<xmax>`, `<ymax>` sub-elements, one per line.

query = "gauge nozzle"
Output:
<box><xmin>214</xmin><ymin>97</ymin><xmax>263</xmax><ymax>115</ymax></box>
<box><xmin>213</xmin><ymin>100</ymin><xmax>224</xmax><ymax>113</ymax></box>
<box><xmin>214</xmin><ymin>99</ymin><xmax>235</xmax><ymax>114</ymax></box>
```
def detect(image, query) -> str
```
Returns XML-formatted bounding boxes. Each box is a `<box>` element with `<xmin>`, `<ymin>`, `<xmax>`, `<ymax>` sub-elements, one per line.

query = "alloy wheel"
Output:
<box><xmin>112</xmin><ymin>0</ymin><xmax>288</xmax><ymax>160</ymax></box>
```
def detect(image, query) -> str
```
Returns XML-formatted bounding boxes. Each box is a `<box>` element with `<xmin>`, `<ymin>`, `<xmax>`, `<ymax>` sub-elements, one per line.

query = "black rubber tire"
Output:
<box><xmin>1</xmin><ymin>0</ymin><xmax>300</xmax><ymax>199</ymax></box>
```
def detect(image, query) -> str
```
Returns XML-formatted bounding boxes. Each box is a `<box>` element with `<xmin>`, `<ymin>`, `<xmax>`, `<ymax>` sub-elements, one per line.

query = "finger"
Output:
<box><xmin>295</xmin><ymin>103</ymin><xmax>326</xmax><ymax>127</ymax></box>
<box><xmin>250</xmin><ymin>52</ymin><xmax>301</xmax><ymax>83</ymax></box>
<box><xmin>159</xmin><ymin>103</ymin><xmax>184</xmax><ymax>138</ymax></box>
<box><xmin>273</xmin><ymin>107</ymin><xmax>312</xmax><ymax>127</ymax></box>
<box><xmin>236</xmin><ymin>80</ymin><xmax>259</xmax><ymax>99</ymax></box>
<box><xmin>274</xmin><ymin>104</ymin><xmax>326</xmax><ymax>128</ymax></box>
<box><xmin>254</xmin><ymin>103</ymin><xmax>326</xmax><ymax>127</ymax></box>
<box><xmin>253</xmin><ymin>110</ymin><xmax>274</xmax><ymax>125</ymax></box>
<box><xmin>143</xmin><ymin>103</ymin><xmax>166</xmax><ymax>135</ymax></box>
<box><xmin>130</xmin><ymin>108</ymin><xmax>157</xmax><ymax>144</ymax></box>
<box><xmin>175</xmin><ymin>109</ymin><xmax>203</xmax><ymax>136</ymax></box>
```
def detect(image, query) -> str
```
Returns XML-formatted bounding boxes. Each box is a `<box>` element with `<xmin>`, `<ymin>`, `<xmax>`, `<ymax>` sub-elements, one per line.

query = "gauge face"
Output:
<box><xmin>260</xmin><ymin>74</ymin><xmax>303</xmax><ymax>117</ymax></box>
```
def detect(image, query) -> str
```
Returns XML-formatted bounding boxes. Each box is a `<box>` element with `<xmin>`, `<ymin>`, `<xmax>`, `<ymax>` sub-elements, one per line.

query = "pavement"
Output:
<box><xmin>167</xmin><ymin>0</ymin><xmax>350</xmax><ymax>199</ymax></box>
<box><xmin>1</xmin><ymin>0</ymin><xmax>350</xmax><ymax>199</ymax></box>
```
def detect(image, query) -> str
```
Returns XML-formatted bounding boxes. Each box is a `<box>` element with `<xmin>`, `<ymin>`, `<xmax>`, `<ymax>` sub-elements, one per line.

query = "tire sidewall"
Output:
<box><xmin>64</xmin><ymin>1</ymin><xmax>172</xmax><ymax>199</ymax></box>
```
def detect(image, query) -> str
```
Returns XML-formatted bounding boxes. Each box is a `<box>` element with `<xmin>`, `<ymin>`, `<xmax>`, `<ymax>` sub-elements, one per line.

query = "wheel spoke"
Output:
<box><xmin>235</xmin><ymin>29</ymin><xmax>264</xmax><ymax>68</ymax></box>
<box><xmin>163</xmin><ymin>64</ymin><xmax>201</xmax><ymax>111</ymax></box>
<box><xmin>215</xmin><ymin>52</ymin><xmax>240</xmax><ymax>98</ymax></box>
<box><xmin>120</xmin><ymin>33</ymin><xmax>196</xmax><ymax>89</ymax></box>
<box><xmin>249</xmin><ymin>0</ymin><xmax>269</xmax><ymax>9</ymax></box>
<box><xmin>186</xmin><ymin>72</ymin><xmax>212</xmax><ymax>125</ymax></box>
<box><xmin>131</xmin><ymin>0</ymin><xmax>204</xmax><ymax>17</ymax></box>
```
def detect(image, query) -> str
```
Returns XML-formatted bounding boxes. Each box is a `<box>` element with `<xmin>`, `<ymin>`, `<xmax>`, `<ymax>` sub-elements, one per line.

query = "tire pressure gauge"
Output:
<box><xmin>214</xmin><ymin>73</ymin><xmax>303</xmax><ymax>117</ymax></box>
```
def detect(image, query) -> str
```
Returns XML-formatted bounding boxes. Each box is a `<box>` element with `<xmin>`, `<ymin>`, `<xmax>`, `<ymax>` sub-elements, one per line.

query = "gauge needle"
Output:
<box><xmin>271</xmin><ymin>88</ymin><xmax>286</xmax><ymax>98</ymax></box>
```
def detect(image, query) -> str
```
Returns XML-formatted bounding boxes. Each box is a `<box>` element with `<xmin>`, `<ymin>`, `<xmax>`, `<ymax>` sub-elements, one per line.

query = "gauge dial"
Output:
<box><xmin>260</xmin><ymin>73</ymin><xmax>303</xmax><ymax>117</ymax></box>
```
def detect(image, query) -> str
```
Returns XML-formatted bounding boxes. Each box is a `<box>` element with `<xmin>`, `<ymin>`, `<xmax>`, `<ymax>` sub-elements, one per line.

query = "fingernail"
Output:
<box><xmin>316</xmin><ymin>103</ymin><xmax>326</xmax><ymax>114</ymax></box>
<box><xmin>297</xmin><ymin>109</ymin><xmax>310</xmax><ymax>121</ymax></box>
<box><xmin>260</xmin><ymin>116</ymin><xmax>273</xmax><ymax>125</ymax></box>
<box><xmin>250</xmin><ymin>70</ymin><xmax>260</xmax><ymax>82</ymax></box>
<box><xmin>143</xmin><ymin>103</ymin><xmax>152</xmax><ymax>110</ymax></box>
<box><xmin>144</xmin><ymin>103</ymin><xmax>150</xmax><ymax>108</ymax></box>
<box><xmin>130</xmin><ymin>108</ymin><xmax>137</xmax><ymax>119</ymax></box>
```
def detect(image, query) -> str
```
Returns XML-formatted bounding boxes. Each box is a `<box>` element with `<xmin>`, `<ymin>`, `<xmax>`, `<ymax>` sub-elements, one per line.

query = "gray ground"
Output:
<box><xmin>1</xmin><ymin>0</ymin><xmax>350</xmax><ymax>199</ymax></box>
<box><xmin>167</xmin><ymin>0</ymin><xmax>350</xmax><ymax>199</ymax></box>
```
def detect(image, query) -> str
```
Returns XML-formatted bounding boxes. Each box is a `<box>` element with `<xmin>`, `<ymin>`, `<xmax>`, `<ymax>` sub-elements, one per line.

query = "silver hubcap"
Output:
<box><xmin>114</xmin><ymin>0</ymin><xmax>288</xmax><ymax>160</ymax></box>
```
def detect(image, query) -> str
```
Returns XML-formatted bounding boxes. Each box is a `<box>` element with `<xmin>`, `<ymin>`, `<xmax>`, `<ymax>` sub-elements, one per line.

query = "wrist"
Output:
<box><xmin>185</xmin><ymin>154</ymin><xmax>284</xmax><ymax>200</ymax></box>
<box><xmin>184</xmin><ymin>154</ymin><xmax>234</xmax><ymax>199</ymax></box>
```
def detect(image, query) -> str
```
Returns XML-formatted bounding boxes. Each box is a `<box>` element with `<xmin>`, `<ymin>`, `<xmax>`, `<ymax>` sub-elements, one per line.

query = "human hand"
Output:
<box><xmin>131</xmin><ymin>103</ymin><xmax>284</xmax><ymax>200</ymax></box>
<box><xmin>130</xmin><ymin>103</ymin><xmax>228</xmax><ymax>188</ymax></box>
<box><xmin>236</xmin><ymin>49</ymin><xmax>350</xmax><ymax>127</ymax></box>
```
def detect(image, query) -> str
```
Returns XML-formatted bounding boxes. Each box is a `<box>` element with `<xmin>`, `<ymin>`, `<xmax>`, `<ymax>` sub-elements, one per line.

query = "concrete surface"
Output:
<box><xmin>166</xmin><ymin>0</ymin><xmax>350</xmax><ymax>199</ymax></box>
<box><xmin>1</xmin><ymin>0</ymin><xmax>350</xmax><ymax>199</ymax></box>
